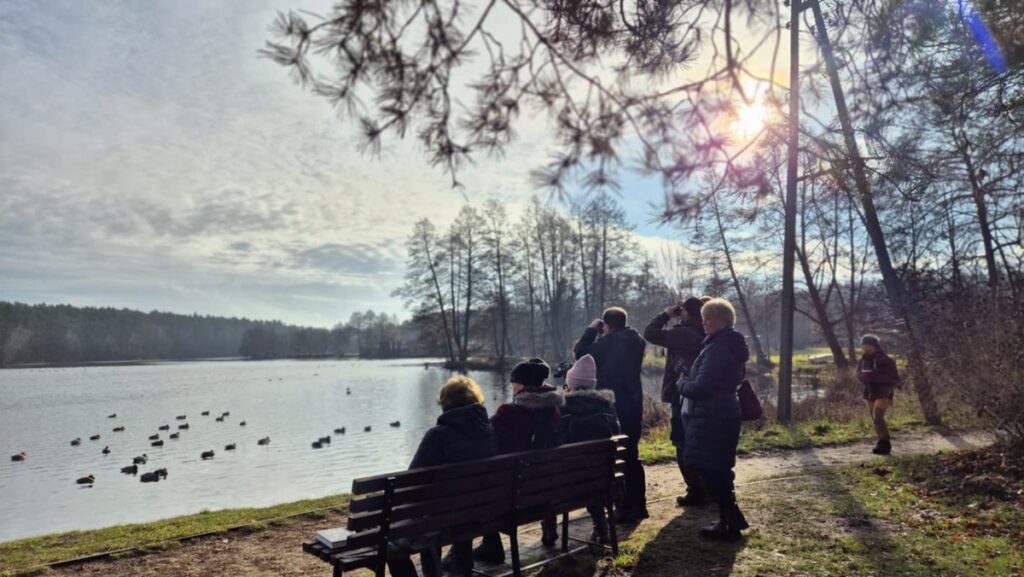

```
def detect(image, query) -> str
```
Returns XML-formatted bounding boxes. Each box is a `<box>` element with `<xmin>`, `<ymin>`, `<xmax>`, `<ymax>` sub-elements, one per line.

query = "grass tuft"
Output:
<box><xmin>0</xmin><ymin>495</ymin><xmax>349</xmax><ymax>576</ymax></box>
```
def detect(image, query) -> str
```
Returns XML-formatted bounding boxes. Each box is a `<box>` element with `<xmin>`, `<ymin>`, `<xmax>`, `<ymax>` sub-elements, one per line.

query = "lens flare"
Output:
<box><xmin>732</xmin><ymin>102</ymin><xmax>768</xmax><ymax>139</ymax></box>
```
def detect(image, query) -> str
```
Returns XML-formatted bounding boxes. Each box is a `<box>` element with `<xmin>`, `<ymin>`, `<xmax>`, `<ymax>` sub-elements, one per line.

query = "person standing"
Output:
<box><xmin>560</xmin><ymin>354</ymin><xmax>620</xmax><ymax>543</ymax></box>
<box><xmin>573</xmin><ymin>306</ymin><xmax>648</xmax><ymax>523</ymax></box>
<box><xmin>857</xmin><ymin>334</ymin><xmax>900</xmax><ymax>455</ymax></box>
<box><xmin>680</xmin><ymin>298</ymin><xmax>750</xmax><ymax>541</ymax></box>
<box><xmin>642</xmin><ymin>297</ymin><xmax>708</xmax><ymax>507</ymax></box>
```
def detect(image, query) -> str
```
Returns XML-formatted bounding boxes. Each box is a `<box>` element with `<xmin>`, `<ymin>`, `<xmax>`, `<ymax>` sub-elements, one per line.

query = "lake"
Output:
<box><xmin>0</xmin><ymin>358</ymin><xmax>664</xmax><ymax>542</ymax></box>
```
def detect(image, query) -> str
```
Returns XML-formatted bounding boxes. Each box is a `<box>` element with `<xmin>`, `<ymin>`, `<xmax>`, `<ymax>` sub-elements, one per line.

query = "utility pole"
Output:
<box><xmin>777</xmin><ymin>0</ymin><xmax>801</xmax><ymax>423</ymax></box>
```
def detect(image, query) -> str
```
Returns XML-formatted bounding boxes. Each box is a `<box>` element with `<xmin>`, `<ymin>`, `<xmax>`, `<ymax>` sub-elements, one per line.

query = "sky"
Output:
<box><xmin>0</xmin><ymin>1</ymin><xmax>759</xmax><ymax>327</ymax></box>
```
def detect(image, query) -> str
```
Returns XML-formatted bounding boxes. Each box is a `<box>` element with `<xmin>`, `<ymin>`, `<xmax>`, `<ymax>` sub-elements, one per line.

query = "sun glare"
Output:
<box><xmin>732</xmin><ymin>101</ymin><xmax>768</xmax><ymax>139</ymax></box>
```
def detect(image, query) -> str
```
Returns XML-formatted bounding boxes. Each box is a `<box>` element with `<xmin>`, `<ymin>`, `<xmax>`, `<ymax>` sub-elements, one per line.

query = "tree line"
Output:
<box><xmin>395</xmin><ymin>194</ymin><xmax>824</xmax><ymax>367</ymax></box>
<box><xmin>0</xmin><ymin>302</ymin><xmax>431</xmax><ymax>366</ymax></box>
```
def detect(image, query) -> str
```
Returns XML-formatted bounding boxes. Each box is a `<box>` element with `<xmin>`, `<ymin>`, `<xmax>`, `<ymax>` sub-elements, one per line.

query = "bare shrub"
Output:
<box><xmin>923</xmin><ymin>292</ymin><xmax>1024</xmax><ymax>448</ymax></box>
<box><xmin>641</xmin><ymin>392</ymin><xmax>670</xmax><ymax>433</ymax></box>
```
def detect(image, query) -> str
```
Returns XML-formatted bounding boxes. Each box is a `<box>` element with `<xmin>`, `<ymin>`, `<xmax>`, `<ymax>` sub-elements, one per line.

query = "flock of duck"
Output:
<box><xmin>9</xmin><ymin>404</ymin><xmax>401</xmax><ymax>486</ymax></box>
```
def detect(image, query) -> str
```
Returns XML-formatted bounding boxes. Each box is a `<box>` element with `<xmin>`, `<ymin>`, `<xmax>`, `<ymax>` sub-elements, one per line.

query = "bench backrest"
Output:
<box><xmin>343</xmin><ymin>436</ymin><xmax>627</xmax><ymax>550</ymax></box>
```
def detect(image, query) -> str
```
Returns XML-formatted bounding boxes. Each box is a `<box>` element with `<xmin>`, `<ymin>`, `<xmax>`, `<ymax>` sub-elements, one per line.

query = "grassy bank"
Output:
<box><xmin>0</xmin><ymin>495</ymin><xmax>349</xmax><ymax>577</ymax></box>
<box><xmin>540</xmin><ymin>448</ymin><xmax>1024</xmax><ymax>577</ymax></box>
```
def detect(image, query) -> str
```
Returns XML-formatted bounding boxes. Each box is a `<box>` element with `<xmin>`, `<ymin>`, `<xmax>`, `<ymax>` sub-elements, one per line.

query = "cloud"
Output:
<box><xmin>0</xmin><ymin>0</ymin><xmax>679</xmax><ymax>327</ymax></box>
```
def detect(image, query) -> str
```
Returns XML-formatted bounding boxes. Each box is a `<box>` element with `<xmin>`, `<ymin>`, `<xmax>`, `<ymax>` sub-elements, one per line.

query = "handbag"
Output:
<box><xmin>738</xmin><ymin>379</ymin><xmax>763</xmax><ymax>421</ymax></box>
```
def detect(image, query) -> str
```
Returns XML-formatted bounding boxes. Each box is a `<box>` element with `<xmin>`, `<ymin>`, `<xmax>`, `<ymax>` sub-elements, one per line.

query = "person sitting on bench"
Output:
<box><xmin>560</xmin><ymin>354</ymin><xmax>620</xmax><ymax>543</ymax></box>
<box><xmin>473</xmin><ymin>358</ymin><xmax>564</xmax><ymax>563</ymax></box>
<box><xmin>389</xmin><ymin>376</ymin><xmax>498</xmax><ymax>577</ymax></box>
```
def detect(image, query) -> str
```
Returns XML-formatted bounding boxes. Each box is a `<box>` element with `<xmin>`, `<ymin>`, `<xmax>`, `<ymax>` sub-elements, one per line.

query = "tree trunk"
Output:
<box><xmin>422</xmin><ymin>233</ymin><xmax>455</xmax><ymax>363</ymax></box>
<box><xmin>711</xmin><ymin>199</ymin><xmax>773</xmax><ymax>368</ymax></box>
<box><xmin>795</xmin><ymin>244</ymin><xmax>849</xmax><ymax>367</ymax></box>
<box><xmin>957</xmin><ymin>131</ymin><xmax>1000</xmax><ymax>287</ymax></box>
<box><xmin>462</xmin><ymin>231</ymin><xmax>474</xmax><ymax>363</ymax></box>
<box><xmin>577</xmin><ymin>220</ymin><xmax>591</xmax><ymax>319</ymax></box>
<box><xmin>811</xmin><ymin>0</ymin><xmax>941</xmax><ymax>425</ymax></box>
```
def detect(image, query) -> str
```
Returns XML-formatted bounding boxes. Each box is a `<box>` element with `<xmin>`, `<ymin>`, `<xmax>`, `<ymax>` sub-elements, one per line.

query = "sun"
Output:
<box><xmin>732</xmin><ymin>101</ymin><xmax>768</xmax><ymax>139</ymax></box>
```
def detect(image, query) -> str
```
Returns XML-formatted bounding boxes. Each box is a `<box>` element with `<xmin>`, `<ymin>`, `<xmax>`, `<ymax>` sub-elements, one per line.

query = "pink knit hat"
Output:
<box><xmin>566</xmin><ymin>355</ymin><xmax>598</xmax><ymax>390</ymax></box>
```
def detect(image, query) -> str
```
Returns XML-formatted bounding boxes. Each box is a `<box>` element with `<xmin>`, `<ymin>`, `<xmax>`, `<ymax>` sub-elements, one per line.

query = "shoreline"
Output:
<box><xmin>0</xmin><ymin>355</ymin><xmax>442</xmax><ymax>370</ymax></box>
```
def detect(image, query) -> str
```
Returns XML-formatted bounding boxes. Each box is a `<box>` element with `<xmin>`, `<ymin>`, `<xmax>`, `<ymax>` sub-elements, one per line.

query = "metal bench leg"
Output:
<box><xmin>333</xmin><ymin>565</ymin><xmax>343</xmax><ymax>577</ymax></box>
<box><xmin>561</xmin><ymin>512</ymin><xmax>570</xmax><ymax>553</ymax></box>
<box><xmin>509</xmin><ymin>526</ymin><xmax>521</xmax><ymax>577</ymax></box>
<box><xmin>607</xmin><ymin>498</ymin><xmax>619</xmax><ymax>557</ymax></box>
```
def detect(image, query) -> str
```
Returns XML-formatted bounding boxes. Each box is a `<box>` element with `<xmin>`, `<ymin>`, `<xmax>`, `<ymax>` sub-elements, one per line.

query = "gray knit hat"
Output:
<box><xmin>861</xmin><ymin>334</ymin><xmax>881</xmax><ymax>348</ymax></box>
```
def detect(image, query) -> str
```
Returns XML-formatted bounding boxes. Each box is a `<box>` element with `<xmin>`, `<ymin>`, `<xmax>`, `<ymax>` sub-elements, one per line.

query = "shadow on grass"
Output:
<box><xmin>804</xmin><ymin>451</ymin><xmax>920</xmax><ymax>576</ymax></box>
<box><xmin>526</xmin><ymin>510</ymin><xmax>744</xmax><ymax>577</ymax></box>
<box><xmin>930</xmin><ymin>426</ymin><xmax>982</xmax><ymax>450</ymax></box>
<box><xmin>631</xmin><ymin>512</ymin><xmax>745</xmax><ymax>577</ymax></box>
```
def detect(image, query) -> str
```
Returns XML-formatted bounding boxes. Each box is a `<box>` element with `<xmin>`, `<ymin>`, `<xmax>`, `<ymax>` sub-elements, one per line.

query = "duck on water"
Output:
<box><xmin>140</xmin><ymin>469</ymin><xmax>168</xmax><ymax>483</ymax></box>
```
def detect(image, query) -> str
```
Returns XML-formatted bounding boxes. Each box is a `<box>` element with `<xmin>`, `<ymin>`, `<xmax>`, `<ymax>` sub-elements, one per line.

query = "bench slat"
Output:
<box><xmin>518</xmin><ymin>477</ymin><xmax>609</xmax><ymax>510</ymax></box>
<box><xmin>519</xmin><ymin>453</ymin><xmax>608</xmax><ymax>479</ymax></box>
<box><xmin>348</xmin><ymin>483</ymin><xmax>515</xmax><ymax>531</ymax></box>
<box><xmin>351</xmin><ymin>452</ymin><xmax>519</xmax><ymax>494</ymax></box>
<box><xmin>351</xmin><ymin>438</ymin><xmax>619</xmax><ymax>494</ymax></box>
<box><xmin>345</xmin><ymin>500</ymin><xmax>511</xmax><ymax>550</ymax></box>
<box><xmin>518</xmin><ymin>463</ymin><xmax>612</xmax><ymax>495</ymax></box>
<box><xmin>349</xmin><ymin>468</ymin><xmax>515</xmax><ymax>513</ymax></box>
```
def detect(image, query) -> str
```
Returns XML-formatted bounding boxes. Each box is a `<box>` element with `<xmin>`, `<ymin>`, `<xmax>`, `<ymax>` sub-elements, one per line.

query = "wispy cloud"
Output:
<box><xmin>0</xmin><ymin>0</ymin><xmax>677</xmax><ymax>326</ymax></box>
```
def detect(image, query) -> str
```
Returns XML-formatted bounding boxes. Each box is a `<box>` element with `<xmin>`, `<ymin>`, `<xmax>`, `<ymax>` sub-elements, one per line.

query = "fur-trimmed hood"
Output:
<box><xmin>565</xmin><ymin>388</ymin><xmax>615</xmax><ymax>405</ymax></box>
<box><xmin>513</xmin><ymin>384</ymin><xmax>565</xmax><ymax>410</ymax></box>
<box><xmin>563</xmin><ymin>387</ymin><xmax>616</xmax><ymax>416</ymax></box>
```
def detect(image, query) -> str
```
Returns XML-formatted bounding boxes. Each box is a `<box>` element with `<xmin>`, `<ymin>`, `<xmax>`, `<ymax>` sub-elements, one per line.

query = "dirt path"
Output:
<box><xmin>50</xmin><ymin>431</ymin><xmax>989</xmax><ymax>577</ymax></box>
<box><xmin>646</xmin><ymin>430</ymin><xmax>990</xmax><ymax>501</ymax></box>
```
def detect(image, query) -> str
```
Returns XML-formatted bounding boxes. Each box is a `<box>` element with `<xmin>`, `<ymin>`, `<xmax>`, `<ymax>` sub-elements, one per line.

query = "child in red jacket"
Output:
<box><xmin>857</xmin><ymin>334</ymin><xmax>901</xmax><ymax>455</ymax></box>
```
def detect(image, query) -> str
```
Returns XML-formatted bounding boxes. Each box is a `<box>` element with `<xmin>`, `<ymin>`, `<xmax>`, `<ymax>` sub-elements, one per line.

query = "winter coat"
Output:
<box><xmin>857</xmin><ymin>351</ymin><xmax>900</xmax><ymax>401</ymax></box>
<box><xmin>642</xmin><ymin>313</ymin><xmax>705</xmax><ymax>403</ymax></box>
<box><xmin>409</xmin><ymin>403</ymin><xmax>499</xmax><ymax>470</ymax></box>
<box><xmin>680</xmin><ymin>328</ymin><xmax>749</xmax><ymax>474</ymax></box>
<box><xmin>561</xmin><ymin>389</ymin><xmax>620</xmax><ymax>444</ymax></box>
<box><xmin>573</xmin><ymin>327</ymin><xmax>647</xmax><ymax>419</ymax></box>
<box><xmin>491</xmin><ymin>384</ymin><xmax>564</xmax><ymax>454</ymax></box>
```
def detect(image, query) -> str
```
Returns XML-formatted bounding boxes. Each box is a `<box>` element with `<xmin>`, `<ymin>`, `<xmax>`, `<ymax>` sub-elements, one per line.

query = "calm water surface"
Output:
<box><xmin>0</xmin><ymin>356</ymin><xmax>691</xmax><ymax>542</ymax></box>
<box><xmin>0</xmin><ymin>358</ymin><xmax>530</xmax><ymax>542</ymax></box>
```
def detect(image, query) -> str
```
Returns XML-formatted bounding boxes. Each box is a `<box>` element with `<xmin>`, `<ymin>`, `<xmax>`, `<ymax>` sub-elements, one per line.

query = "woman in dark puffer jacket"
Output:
<box><xmin>680</xmin><ymin>298</ymin><xmax>750</xmax><ymax>542</ymax></box>
<box><xmin>389</xmin><ymin>376</ymin><xmax>498</xmax><ymax>577</ymax></box>
<box><xmin>560</xmin><ymin>354</ymin><xmax>620</xmax><ymax>543</ymax></box>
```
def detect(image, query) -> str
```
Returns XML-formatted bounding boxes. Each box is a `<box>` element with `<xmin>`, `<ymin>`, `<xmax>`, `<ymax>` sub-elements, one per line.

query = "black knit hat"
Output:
<box><xmin>681</xmin><ymin>297</ymin><xmax>704</xmax><ymax>319</ymax></box>
<box><xmin>861</xmin><ymin>334</ymin><xmax>881</xmax><ymax>348</ymax></box>
<box><xmin>510</xmin><ymin>358</ymin><xmax>550</xmax><ymax>388</ymax></box>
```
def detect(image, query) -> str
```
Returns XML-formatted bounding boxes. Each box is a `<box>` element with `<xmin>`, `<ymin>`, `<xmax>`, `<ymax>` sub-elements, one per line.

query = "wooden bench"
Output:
<box><xmin>303</xmin><ymin>435</ymin><xmax>627</xmax><ymax>577</ymax></box>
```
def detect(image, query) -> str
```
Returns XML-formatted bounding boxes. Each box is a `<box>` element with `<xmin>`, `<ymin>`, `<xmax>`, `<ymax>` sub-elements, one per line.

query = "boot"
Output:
<box><xmin>699</xmin><ymin>495</ymin><xmax>747</xmax><ymax>542</ymax></box>
<box><xmin>725</xmin><ymin>500</ymin><xmax>749</xmax><ymax>532</ymax></box>
<box><xmin>676</xmin><ymin>491</ymin><xmax>709</xmax><ymax>507</ymax></box>
<box><xmin>438</xmin><ymin>543</ymin><xmax>472</xmax><ymax>576</ymax></box>
<box><xmin>472</xmin><ymin>534</ymin><xmax>505</xmax><ymax>564</ymax></box>
<box><xmin>541</xmin><ymin>518</ymin><xmax>558</xmax><ymax>547</ymax></box>
<box><xmin>872</xmin><ymin>438</ymin><xmax>891</xmax><ymax>455</ymax></box>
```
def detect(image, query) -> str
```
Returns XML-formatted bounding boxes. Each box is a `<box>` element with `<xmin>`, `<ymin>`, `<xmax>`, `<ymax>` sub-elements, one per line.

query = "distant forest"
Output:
<box><xmin>0</xmin><ymin>302</ymin><xmax>427</xmax><ymax>367</ymax></box>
